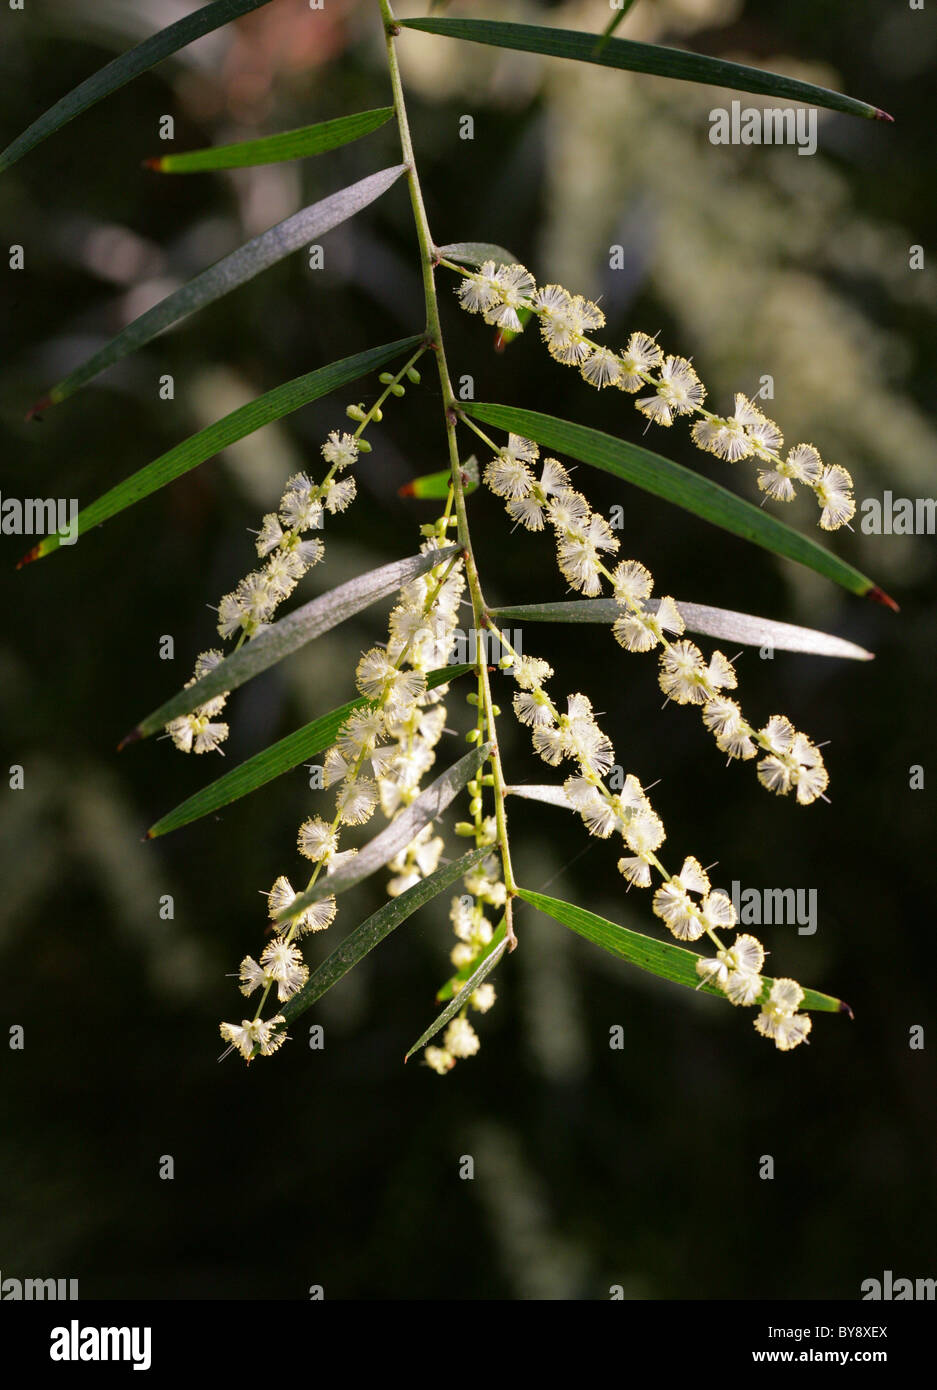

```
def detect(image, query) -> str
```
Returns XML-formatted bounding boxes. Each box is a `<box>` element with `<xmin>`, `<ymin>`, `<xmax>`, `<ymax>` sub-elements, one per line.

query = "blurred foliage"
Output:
<box><xmin>0</xmin><ymin>0</ymin><xmax>935</xmax><ymax>1298</ymax></box>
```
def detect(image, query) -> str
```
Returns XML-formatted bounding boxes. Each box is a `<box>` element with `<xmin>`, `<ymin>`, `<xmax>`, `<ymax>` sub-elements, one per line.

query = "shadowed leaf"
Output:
<box><xmin>0</xmin><ymin>0</ymin><xmax>281</xmax><ymax>172</ymax></box>
<box><xmin>128</xmin><ymin>546</ymin><xmax>460</xmax><ymax>741</ymax></box>
<box><xmin>491</xmin><ymin>598</ymin><xmax>873</xmax><ymax>661</ymax></box>
<box><xmin>505</xmin><ymin>784</ymin><xmax>573</xmax><ymax>808</ymax></box>
<box><xmin>406</xmin><ymin>927</ymin><xmax>508</xmax><ymax>1060</ymax></box>
<box><xmin>276</xmin><ymin>743</ymin><xmax>494</xmax><ymax>926</ymax></box>
<box><xmin>435</xmin><ymin>920</ymin><xmax>507</xmax><ymax>1004</ymax></box>
<box><xmin>400</xmin><ymin>18</ymin><xmax>891</xmax><ymax>120</ymax></box>
<box><xmin>35</xmin><ymin>165</ymin><xmax>407</xmax><ymax>410</ymax></box>
<box><xmin>437</xmin><ymin>240</ymin><xmax>520</xmax><ymax>267</ymax></box>
<box><xmin>278</xmin><ymin>849</ymin><xmax>489</xmax><ymax>1026</ymax></box>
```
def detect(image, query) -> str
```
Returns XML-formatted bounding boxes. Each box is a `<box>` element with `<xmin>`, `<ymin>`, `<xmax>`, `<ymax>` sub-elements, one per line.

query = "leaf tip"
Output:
<box><xmin>398</xmin><ymin>481</ymin><xmax>416</xmax><ymax>497</ymax></box>
<box><xmin>142</xmin><ymin>155</ymin><xmax>165</xmax><ymax>171</ymax></box>
<box><xmin>874</xmin><ymin>108</ymin><xmax>895</xmax><ymax>123</ymax></box>
<box><xmin>15</xmin><ymin>543</ymin><xmax>42</xmax><ymax>569</ymax></box>
<box><xmin>839</xmin><ymin>999</ymin><xmax>855</xmax><ymax>1020</ymax></box>
<box><xmin>117</xmin><ymin>727</ymin><xmax>142</xmax><ymax>752</ymax></box>
<box><xmin>867</xmin><ymin>585</ymin><xmax>899</xmax><ymax>613</ymax></box>
<box><xmin>25</xmin><ymin>394</ymin><xmax>53</xmax><ymax>422</ymax></box>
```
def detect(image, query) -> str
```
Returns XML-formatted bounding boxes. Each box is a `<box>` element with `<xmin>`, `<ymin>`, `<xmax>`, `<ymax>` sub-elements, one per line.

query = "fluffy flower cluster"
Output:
<box><xmin>220</xmin><ymin>536</ymin><xmax>466</xmax><ymax>1062</ymax></box>
<box><xmin>221</xmin><ymin>433</ymin><xmax>359</xmax><ymax>642</ymax></box>
<box><xmin>484</xmin><ymin>435</ymin><xmax>828</xmax><ymax>806</ymax></box>
<box><xmin>167</xmin><ymin>429</ymin><xmax>361</xmax><ymax>756</ymax></box>
<box><xmin>165</xmin><ymin>648</ymin><xmax>230</xmax><ymax>756</ymax></box>
<box><xmin>495</xmin><ymin>635</ymin><xmax>810</xmax><ymax>1049</ymax></box>
<box><xmin>423</xmin><ymin>854</ymin><xmax>504</xmax><ymax>1075</ymax></box>
<box><xmin>422</xmin><ymin>661</ymin><xmax>509</xmax><ymax>1076</ymax></box>
<box><xmin>455</xmin><ymin>262</ymin><xmax>854</xmax><ymax>531</ymax></box>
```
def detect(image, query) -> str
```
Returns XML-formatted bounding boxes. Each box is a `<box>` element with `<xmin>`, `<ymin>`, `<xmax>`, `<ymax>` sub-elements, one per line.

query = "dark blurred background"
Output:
<box><xmin>1</xmin><ymin>0</ymin><xmax>934</xmax><ymax>1299</ymax></box>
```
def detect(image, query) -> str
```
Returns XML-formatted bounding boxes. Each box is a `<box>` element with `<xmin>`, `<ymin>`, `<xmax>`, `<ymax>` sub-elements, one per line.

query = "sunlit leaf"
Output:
<box><xmin>125</xmin><ymin>546</ymin><xmax>460</xmax><ymax>742</ymax></box>
<box><xmin>22</xmin><ymin>338</ymin><xmax>422</xmax><ymax>564</ymax></box>
<box><xmin>518</xmin><ymin>889</ymin><xmax>848</xmax><ymax>1014</ymax></box>
<box><xmin>466</xmin><ymin>402</ymin><xmax>884</xmax><ymax>602</ymax></box>
<box><xmin>399</xmin><ymin>455</ymin><xmax>478</xmax><ymax>500</ymax></box>
<box><xmin>146</xmin><ymin>107</ymin><xmax>394</xmax><ymax>172</ymax></box>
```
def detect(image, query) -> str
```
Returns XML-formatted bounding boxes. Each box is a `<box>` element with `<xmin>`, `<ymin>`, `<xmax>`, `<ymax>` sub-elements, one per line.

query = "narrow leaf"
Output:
<box><xmin>35</xmin><ymin>165</ymin><xmax>407</xmax><ymax>411</ymax></box>
<box><xmin>23</xmin><ymin>338</ymin><xmax>422</xmax><ymax>563</ymax></box>
<box><xmin>593</xmin><ymin>0</ymin><xmax>640</xmax><ymax>57</ymax></box>
<box><xmin>0</xmin><ymin>0</ymin><xmax>281</xmax><ymax>172</ymax></box>
<box><xmin>146</xmin><ymin>665</ymin><xmax>472</xmax><ymax>838</ymax></box>
<box><xmin>518</xmin><ymin>889</ymin><xmax>847</xmax><ymax>1014</ymax></box>
<box><xmin>399</xmin><ymin>455</ymin><xmax>478</xmax><ymax>500</ymax></box>
<box><xmin>400</xmin><ymin>18</ymin><xmax>891</xmax><ymax>121</ymax></box>
<box><xmin>406</xmin><ymin>930</ymin><xmax>508</xmax><ymax>1061</ymax></box>
<box><xmin>277</xmin><ymin>743</ymin><xmax>494</xmax><ymax>925</ymax></box>
<box><xmin>147</xmin><ymin>107</ymin><xmax>393</xmax><ymax>173</ymax></box>
<box><xmin>491</xmin><ymin>598</ymin><xmax>873</xmax><ymax>661</ymax></box>
<box><xmin>467</xmin><ymin>402</ymin><xmax>880</xmax><ymax>601</ymax></box>
<box><xmin>505</xmin><ymin>784</ymin><xmax>573</xmax><ymax>808</ymax></box>
<box><xmin>436</xmin><ymin>240</ymin><xmax>520</xmax><ymax>268</ymax></box>
<box><xmin>278</xmin><ymin>849</ymin><xmax>489</xmax><ymax>1026</ymax></box>
<box><xmin>127</xmin><ymin>546</ymin><xmax>459</xmax><ymax>741</ymax></box>
<box><xmin>435</xmin><ymin>920</ymin><xmax>507</xmax><ymax>1003</ymax></box>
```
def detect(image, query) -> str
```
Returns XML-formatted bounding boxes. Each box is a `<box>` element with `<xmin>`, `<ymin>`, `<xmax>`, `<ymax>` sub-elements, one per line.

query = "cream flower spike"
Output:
<box><xmin>454</xmin><ymin>263</ymin><xmax>856</xmax><ymax>529</ymax></box>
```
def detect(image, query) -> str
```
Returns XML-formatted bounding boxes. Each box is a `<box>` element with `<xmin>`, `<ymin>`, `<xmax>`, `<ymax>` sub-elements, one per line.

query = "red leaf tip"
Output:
<box><xmin>25</xmin><ymin>395</ymin><xmax>53</xmax><ymax>422</ymax></box>
<box><xmin>874</xmin><ymin>108</ymin><xmax>895</xmax><ymax>123</ymax></box>
<box><xmin>867</xmin><ymin>585</ymin><xmax>899</xmax><ymax>612</ymax></box>
<box><xmin>16</xmin><ymin>544</ymin><xmax>41</xmax><ymax>569</ymax></box>
<box><xmin>117</xmin><ymin>728</ymin><xmax>142</xmax><ymax>752</ymax></box>
<box><xmin>141</xmin><ymin>156</ymin><xmax>164</xmax><ymax>171</ymax></box>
